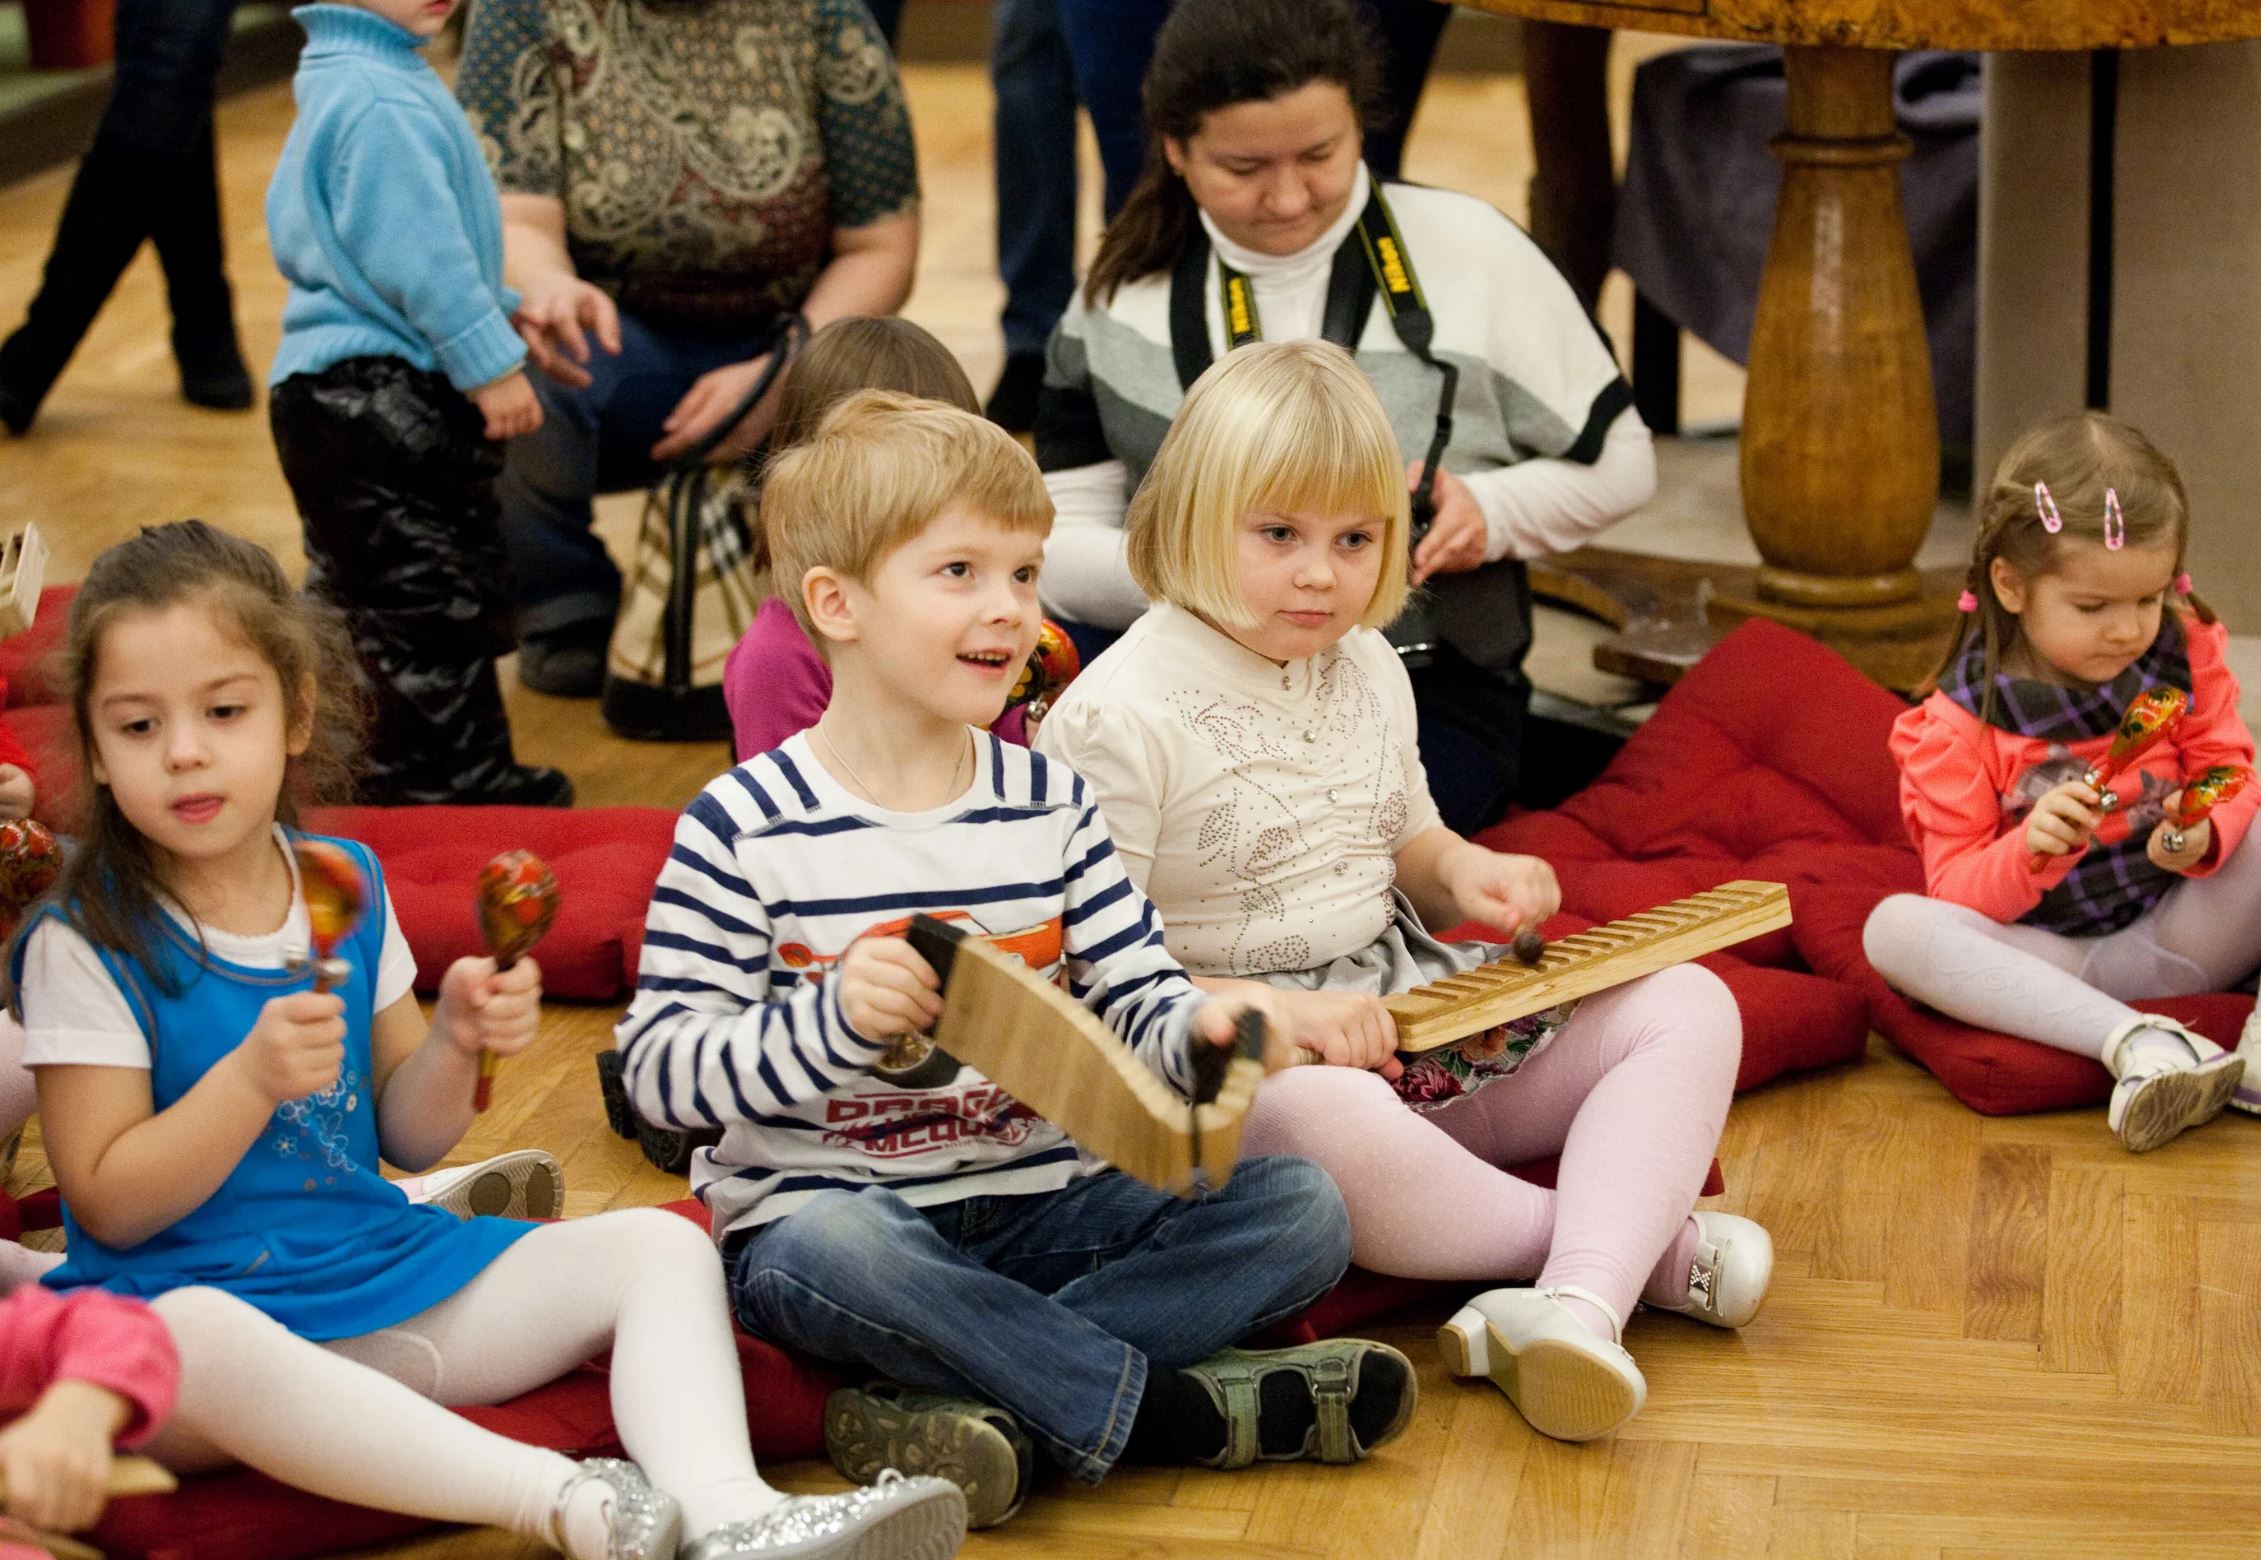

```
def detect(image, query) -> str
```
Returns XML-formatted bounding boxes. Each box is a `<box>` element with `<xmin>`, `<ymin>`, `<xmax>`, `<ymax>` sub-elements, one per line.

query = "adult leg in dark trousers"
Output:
<box><xmin>0</xmin><ymin>0</ymin><xmax>252</xmax><ymax>435</ymax></box>
<box><xmin>985</xmin><ymin>0</ymin><xmax>1080</xmax><ymax>431</ymax></box>
<box><xmin>1054</xmin><ymin>0</ymin><xmax>1452</xmax><ymax>219</ymax></box>
<box><xmin>1521</xmin><ymin>20</ymin><xmax>1616</xmax><ymax>309</ymax></box>
<box><xmin>270</xmin><ymin>358</ymin><xmax>574</xmax><ymax>809</ymax></box>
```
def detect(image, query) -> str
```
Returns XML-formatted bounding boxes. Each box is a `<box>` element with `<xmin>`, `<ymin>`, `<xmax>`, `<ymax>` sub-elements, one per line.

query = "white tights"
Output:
<box><xmin>146</xmin><ymin>1210</ymin><xmax>779</xmax><ymax>1553</ymax></box>
<box><xmin>1863</xmin><ymin>834</ymin><xmax>2261</xmax><ymax>1059</ymax></box>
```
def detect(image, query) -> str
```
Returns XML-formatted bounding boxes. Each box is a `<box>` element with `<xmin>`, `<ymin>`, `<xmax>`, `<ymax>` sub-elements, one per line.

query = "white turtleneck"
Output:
<box><xmin>1040</xmin><ymin>170</ymin><xmax>1656</xmax><ymax>632</ymax></box>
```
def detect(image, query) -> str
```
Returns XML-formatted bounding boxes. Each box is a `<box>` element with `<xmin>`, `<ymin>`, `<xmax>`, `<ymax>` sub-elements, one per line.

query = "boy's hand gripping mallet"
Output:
<box><xmin>291</xmin><ymin>840</ymin><xmax>365</xmax><ymax>994</ymax></box>
<box><xmin>472</xmin><ymin>850</ymin><xmax>559</xmax><ymax>1112</ymax></box>
<box><xmin>2161</xmin><ymin>764</ymin><xmax>2252</xmax><ymax>857</ymax></box>
<box><xmin>2027</xmin><ymin>686</ymin><xmax>2187</xmax><ymax>871</ymax></box>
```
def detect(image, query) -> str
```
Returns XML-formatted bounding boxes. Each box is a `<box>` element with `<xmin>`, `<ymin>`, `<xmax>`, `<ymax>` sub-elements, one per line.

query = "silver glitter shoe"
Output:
<box><xmin>552</xmin><ymin>1458</ymin><xmax>682</xmax><ymax>1560</ymax></box>
<box><xmin>679</xmin><ymin>1471</ymin><xmax>967</xmax><ymax>1560</ymax></box>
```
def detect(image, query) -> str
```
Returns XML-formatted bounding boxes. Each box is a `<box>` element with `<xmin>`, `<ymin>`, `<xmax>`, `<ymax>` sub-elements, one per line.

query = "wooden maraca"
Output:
<box><xmin>2161</xmin><ymin>764</ymin><xmax>2252</xmax><ymax>857</ymax></box>
<box><xmin>0</xmin><ymin>819</ymin><xmax>63</xmax><ymax>944</ymax></box>
<box><xmin>291</xmin><ymin>840</ymin><xmax>365</xmax><ymax>994</ymax></box>
<box><xmin>2027</xmin><ymin>686</ymin><xmax>2187</xmax><ymax>871</ymax></box>
<box><xmin>472</xmin><ymin>850</ymin><xmax>559</xmax><ymax>1112</ymax></box>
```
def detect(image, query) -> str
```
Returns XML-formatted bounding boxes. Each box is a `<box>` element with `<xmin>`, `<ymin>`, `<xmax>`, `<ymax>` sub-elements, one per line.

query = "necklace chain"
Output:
<box><xmin>816</xmin><ymin>723</ymin><xmax>968</xmax><ymax>808</ymax></box>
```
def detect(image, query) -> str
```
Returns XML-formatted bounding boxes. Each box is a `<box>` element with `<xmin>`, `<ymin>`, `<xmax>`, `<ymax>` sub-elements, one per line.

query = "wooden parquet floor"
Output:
<box><xmin>5</xmin><ymin>48</ymin><xmax>2260</xmax><ymax>1560</ymax></box>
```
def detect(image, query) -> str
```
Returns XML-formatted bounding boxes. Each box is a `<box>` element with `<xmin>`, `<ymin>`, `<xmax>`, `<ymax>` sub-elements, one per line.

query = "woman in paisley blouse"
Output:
<box><xmin>457</xmin><ymin>0</ymin><xmax>922</xmax><ymax>695</ymax></box>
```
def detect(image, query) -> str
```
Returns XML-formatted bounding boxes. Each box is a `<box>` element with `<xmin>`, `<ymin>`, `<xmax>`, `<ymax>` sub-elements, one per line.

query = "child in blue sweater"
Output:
<box><xmin>265</xmin><ymin>0</ymin><xmax>570</xmax><ymax>807</ymax></box>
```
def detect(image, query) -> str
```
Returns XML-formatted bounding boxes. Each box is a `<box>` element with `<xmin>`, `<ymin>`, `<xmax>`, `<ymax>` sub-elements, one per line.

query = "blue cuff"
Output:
<box><xmin>435</xmin><ymin>307</ymin><xmax>527</xmax><ymax>391</ymax></box>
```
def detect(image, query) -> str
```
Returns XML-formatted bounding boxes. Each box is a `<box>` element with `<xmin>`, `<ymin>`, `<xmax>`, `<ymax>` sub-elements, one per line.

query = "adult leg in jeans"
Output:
<box><xmin>499</xmin><ymin>313</ymin><xmax>773</xmax><ymax>688</ymax></box>
<box><xmin>987</xmin><ymin>0</ymin><xmax>1079</xmax><ymax>430</ymax></box>
<box><xmin>0</xmin><ymin>0</ymin><xmax>243</xmax><ymax>432</ymax></box>
<box><xmin>1054</xmin><ymin>0</ymin><xmax>1172</xmax><ymax>217</ymax></box>
<box><xmin>732</xmin><ymin>1159</ymin><xmax>1348</xmax><ymax>1483</ymax></box>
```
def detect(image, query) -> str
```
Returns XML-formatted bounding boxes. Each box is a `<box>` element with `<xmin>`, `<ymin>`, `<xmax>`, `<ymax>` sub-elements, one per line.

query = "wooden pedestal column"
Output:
<box><xmin>1711</xmin><ymin>45</ymin><xmax>1948</xmax><ymax>677</ymax></box>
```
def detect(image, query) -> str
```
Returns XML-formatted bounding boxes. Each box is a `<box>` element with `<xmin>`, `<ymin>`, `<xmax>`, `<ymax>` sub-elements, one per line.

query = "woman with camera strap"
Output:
<box><xmin>1035</xmin><ymin>0</ymin><xmax>1655</xmax><ymax>830</ymax></box>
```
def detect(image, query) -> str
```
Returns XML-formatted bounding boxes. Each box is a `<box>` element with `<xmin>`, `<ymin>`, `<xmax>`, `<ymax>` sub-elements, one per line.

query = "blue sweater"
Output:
<box><xmin>266</xmin><ymin>5</ymin><xmax>524</xmax><ymax>392</ymax></box>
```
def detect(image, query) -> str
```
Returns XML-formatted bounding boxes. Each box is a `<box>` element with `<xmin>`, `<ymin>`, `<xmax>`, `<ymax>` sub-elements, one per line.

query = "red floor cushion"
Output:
<box><xmin>1461</xmin><ymin>619</ymin><xmax>1919</xmax><ymax>1094</ymax></box>
<box><xmin>304</xmin><ymin>805</ymin><xmax>677</xmax><ymax>1002</ymax></box>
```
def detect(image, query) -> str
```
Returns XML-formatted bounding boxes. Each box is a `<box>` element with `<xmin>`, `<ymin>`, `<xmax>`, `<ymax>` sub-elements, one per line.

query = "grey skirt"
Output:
<box><xmin>1255</xmin><ymin>892</ymin><xmax>1573</xmax><ymax>1114</ymax></box>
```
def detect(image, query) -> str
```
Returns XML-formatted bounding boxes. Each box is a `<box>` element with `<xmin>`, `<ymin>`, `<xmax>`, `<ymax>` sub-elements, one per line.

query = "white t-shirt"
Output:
<box><xmin>20</xmin><ymin>826</ymin><xmax>417</xmax><ymax>1070</ymax></box>
<box><xmin>1036</xmin><ymin>601</ymin><xmax>1442</xmax><ymax>976</ymax></box>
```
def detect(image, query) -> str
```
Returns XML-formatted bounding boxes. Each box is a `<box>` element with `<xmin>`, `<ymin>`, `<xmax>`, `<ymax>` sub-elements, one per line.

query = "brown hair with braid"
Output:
<box><xmin>6</xmin><ymin>521</ymin><xmax>366</xmax><ymax>1006</ymax></box>
<box><xmin>1931</xmin><ymin>412</ymin><xmax>2212</xmax><ymax>723</ymax></box>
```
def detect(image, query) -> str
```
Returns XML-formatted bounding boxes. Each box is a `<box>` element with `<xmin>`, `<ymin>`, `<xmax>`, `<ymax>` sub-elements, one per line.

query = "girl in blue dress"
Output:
<box><xmin>11</xmin><ymin>521</ymin><xmax>965</xmax><ymax>1560</ymax></box>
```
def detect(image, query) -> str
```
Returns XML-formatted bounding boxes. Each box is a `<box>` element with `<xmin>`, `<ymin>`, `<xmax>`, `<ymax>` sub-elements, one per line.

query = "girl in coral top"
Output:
<box><xmin>1866</xmin><ymin>412</ymin><xmax>2261</xmax><ymax>1151</ymax></box>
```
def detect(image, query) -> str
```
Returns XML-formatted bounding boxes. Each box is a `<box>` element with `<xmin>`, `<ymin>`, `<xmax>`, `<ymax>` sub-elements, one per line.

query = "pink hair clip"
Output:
<box><xmin>2034</xmin><ymin>481</ymin><xmax>2062</xmax><ymax>533</ymax></box>
<box><xmin>2175</xmin><ymin>571</ymin><xmax>2194</xmax><ymax>595</ymax></box>
<box><xmin>2104</xmin><ymin>486</ymin><xmax>2126</xmax><ymax>550</ymax></box>
<box><xmin>1956</xmin><ymin>589</ymin><xmax>1980</xmax><ymax>612</ymax></box>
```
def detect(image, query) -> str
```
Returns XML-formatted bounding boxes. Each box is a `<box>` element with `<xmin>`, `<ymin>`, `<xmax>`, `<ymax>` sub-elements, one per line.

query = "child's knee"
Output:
<box><xmin>739</xmin><ymin>1190</ymin><xmax>921</xmax><ymax>1290</ymax></box>
<box><xmin>1628</xmin><ymin>963</ymin><xmax>1742</xmax><ymax>1072</ymax></box>
<box><xmin>1227</xmin><ymin>1155</ymin><xmax>1353</xmax><ymax>1293</ymax></box>
<box><xmin>1862</xmin><ymin>893</ymin><xmax>1935</xmax><ymax>979</ymax></box>
<box><xmin>150</xmin><ymin>1284</ymin><xmax>265</xmax><ymax>1359</ymax></box>
<box><xmin>605</xmin><ymin>1205</ymin><xmax>726</xmax><ymax>1279</ymax></box>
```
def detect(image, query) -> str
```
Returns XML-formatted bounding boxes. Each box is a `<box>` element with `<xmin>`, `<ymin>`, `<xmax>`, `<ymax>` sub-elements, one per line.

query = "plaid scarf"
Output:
<box><xmin>1940</xmin><ymin>616</ymin><xmax>2191</xmax><ymax>937</ymax></box>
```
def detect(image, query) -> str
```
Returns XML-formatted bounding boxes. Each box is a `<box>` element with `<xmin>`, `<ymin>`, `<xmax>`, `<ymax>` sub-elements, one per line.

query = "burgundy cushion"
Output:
<box><xmin>303</xmin><ymin>805</ymin><xmax>677</xmax><ymax>1002</ymax></box>
<box><xmin>93</xmin><ymin>1203</ymin><xmax>839</xmax><ymax>1560</ymax></box>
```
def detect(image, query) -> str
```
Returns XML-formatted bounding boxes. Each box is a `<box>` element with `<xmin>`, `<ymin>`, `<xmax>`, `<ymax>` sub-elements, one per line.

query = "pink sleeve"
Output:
<box><xmin>0</xmin><ymin>1287</ymin><xmax>178</xmax><ymax>1449</ymax></box>
<box><xmin>2171</xmin><ymin>618</ymin><xmax>2261</xmax><ymax>875</ymax></box>
<box><xmin>1891</xmin><ymin>698</ymin><xmax>2068</xmax><ymax>922</ymax></box>
<box><xmin>723</xmin><ymin>599</ymin><xmax>834</xmax><ymax>761</ymax></box>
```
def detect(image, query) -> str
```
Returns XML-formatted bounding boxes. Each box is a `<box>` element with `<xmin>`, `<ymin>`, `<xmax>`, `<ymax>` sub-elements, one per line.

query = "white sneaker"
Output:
<box><xmin>1437</xmin><ymin>1284</ymin><xmax>1645</xmax><ymax>1442</ymax></box>
<box><xmin>2101</xmin><ymin>1017</ymin><xmax>2245</xmax><ymax>1154</ymax></box>
<box><xmin>1649</xmin><ymin>1212</ymin><xmax>1773</xmax><ymax>1329</ymax></box>
<box><xmin>2232</xmin><ymin>1006</ymin><xmax>2261</xmax><ymax>1117</ymax></box>
<box><xmin>400</xmin><ymin>1149</ymin><xmax>565</xmax><ymax>1220</ymax></box>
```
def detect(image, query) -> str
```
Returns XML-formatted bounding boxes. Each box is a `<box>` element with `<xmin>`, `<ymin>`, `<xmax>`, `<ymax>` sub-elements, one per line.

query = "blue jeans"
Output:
<box><xmin>993</xmin><ymin>0</ymin><xmax>1079</xmax><ymax>356</ymax></box>
<box><xmin>496</xmin><ymin>313</ymin><xmax>776</xmax><ymax>638</ymax></box>
<box><xmin>729</xmin><ymin>1158</ymin><xmax>1350</xmax><ymax>1482</ymax></box>
<box><xmin>107</xmin><ymin>0</ymin><xmax>240</xmax><ymax>157</ymax></box>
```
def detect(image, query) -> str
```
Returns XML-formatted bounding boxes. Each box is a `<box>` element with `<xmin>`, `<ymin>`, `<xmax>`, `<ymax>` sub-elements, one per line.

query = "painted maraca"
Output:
<box><xmin>1008</xmin><ymin>619</ymin><xmax>1083</xmax><ymax>731</ymax></box>
<box><xmin>472</xmin><ymin>850</ymin><xmax>559</xmax><ymax>1112</ymax></box>
<box><xmin>292</xmin><ymin>839</ymin><xmax>365</xmax><ymax>994</ymax></box>
<box><xmin>0</xmin><ymin>820</ymin><xmax>62</xmax><ymax>944</ymax></box>
<box><xmin>2161</xmin><ymin>764</ymin><xmax>2252</xmax><ymax>857</ymax></box>
<box><xmin>2027</xmin><ymin>686</ymin><xmax>2187</xmax><ymax>871</ymax></box>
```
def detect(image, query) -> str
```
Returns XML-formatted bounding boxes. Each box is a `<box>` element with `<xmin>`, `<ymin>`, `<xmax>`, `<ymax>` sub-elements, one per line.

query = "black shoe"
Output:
<box><xmin>982</xmin><ymin>352</ymin><xmax>1047</xmax><ymax>435</ymax></box>
<box><xmin>518</xmin><ymin>624</ymin><xmax>610</xmax><ymax>698</ymax></box>
<box><xmin>0</xmin><ymin>367</ymin><xmax>35</xmax><ymax>438</ymax></box>
<box><xmin>179</xmin><ymin>355</ymin><xmax>254</xmax><ymax>412</ymax></box>
<box><xmin>461</xmin><ymin>763</ymin><xmax>576</xmax><ymax>808</ymax></box>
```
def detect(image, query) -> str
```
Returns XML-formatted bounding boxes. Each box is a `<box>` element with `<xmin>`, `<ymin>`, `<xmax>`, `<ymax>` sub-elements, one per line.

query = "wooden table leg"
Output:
<box><xmin>1736</xmin><ymin>44</ymin><xmax>1940</xmax><ymax>615</ymax></box>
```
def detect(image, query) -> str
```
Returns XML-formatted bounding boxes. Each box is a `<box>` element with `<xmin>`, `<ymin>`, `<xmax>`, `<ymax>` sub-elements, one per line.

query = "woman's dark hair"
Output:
<box><xmin>1928</xmin><ymin>411</ymin><xmax>2211</xmax><ymax>721</ymax></box>
<box><xmin>751</xmin><ymin>316</ymin><xmax>979</xmax><ymax>571</ymax></box>
<box><xmin>1083</xmin><ymin>0</ymin><xmax>1387</xmax><ymax>306</ymax></box>
<box><xmin>9</xmin><ymin>521</ymin><xmax>366</xmax><ymax>1004</ymax></box>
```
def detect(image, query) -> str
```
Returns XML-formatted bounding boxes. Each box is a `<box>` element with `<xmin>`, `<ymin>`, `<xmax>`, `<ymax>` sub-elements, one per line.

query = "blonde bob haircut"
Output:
<box><xmin>1127</xmin><ymin>340</ymin><xmax>1411</xmax><ymax>633</ymax></box>
<box><xmin>763</xmin><ymin>389</ymin><xmax>1052</xmax><ymax>641</ymax></box>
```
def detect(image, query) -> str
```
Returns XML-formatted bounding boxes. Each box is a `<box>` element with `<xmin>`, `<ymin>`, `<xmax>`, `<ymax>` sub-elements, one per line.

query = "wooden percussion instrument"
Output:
<box><xmin>903</xmin><ymin>914</ymin><xmax>1265</xmax><ymax>1196</ymax></box>
<box><xmin>1380</xmin><ymin>881</ymin><xmax>1793</xmax><ymax>1056</ymax></box>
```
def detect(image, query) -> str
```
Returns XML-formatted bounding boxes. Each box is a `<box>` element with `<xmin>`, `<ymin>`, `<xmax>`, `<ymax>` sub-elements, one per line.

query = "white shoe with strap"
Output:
<box><xmin>1648</xmin><ymin>1212</ymin><xmax>1773</xmax><ymax>1330</ymax></box>
<box><xmin>2231</xmin><ymin>1005</ymin><xmax>2261</xmax><ymax>1117</ymax></box>
<box><xmin>2101</xmin><ymin>1016</ymin><xmax>2245</xmax><ymax>1153</ymax></box>
<box><xmin>1437</xmin><ymin>1285</ymin><xmax>1646</xmax><ymax>1442</ymax></box>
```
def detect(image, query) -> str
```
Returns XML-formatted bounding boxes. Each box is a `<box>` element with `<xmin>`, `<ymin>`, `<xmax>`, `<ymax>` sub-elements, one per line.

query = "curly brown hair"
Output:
<box><xmin>10</xmin><ymin>521</ymin><xmax>366</xmax><ymax>1001</ymax></box>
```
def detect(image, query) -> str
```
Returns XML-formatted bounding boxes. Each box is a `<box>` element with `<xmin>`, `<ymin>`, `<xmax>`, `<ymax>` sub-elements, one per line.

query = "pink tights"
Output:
<box><xmin>1239</xmin><ymin>964</ymin><xmax>1741</xmax><ymax>1329</ymax></box>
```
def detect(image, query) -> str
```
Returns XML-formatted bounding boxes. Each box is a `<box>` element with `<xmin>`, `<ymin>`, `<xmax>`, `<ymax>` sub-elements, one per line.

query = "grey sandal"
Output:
<box><xmin>1178</xmin><ymin>1339</ymin><xmax>1417</xmax><ymax>1470</ymax></box>
<box><xmin>824</xmin><ymin>1383</ymin><xmax>1032</xmax><ymax>1529</ymax></box>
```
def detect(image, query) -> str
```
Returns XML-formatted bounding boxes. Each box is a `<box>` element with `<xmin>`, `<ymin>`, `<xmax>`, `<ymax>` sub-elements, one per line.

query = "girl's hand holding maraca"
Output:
<box><xmin>234</xmin><ymin>991</ymin><xmax>347</xmax><ymax>1104</ymax></box>
<box><xmin>435</xmin><ymin>956</ymin><xmax>543</xmax><ymax>1066</ymax></box>
<box><xmin>2148</xmin><ymin>816</ymin><xmax>2212</xmax><ymax>872</ymax></box>
<box><xmin>2024</xmin><ymin>779</ymin><xmax>2103</xmax><ymax>860</ymax></box>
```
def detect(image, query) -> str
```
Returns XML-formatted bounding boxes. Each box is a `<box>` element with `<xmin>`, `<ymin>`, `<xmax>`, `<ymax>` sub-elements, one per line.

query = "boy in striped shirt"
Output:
<box><xmin>616</xmin><ymin>392</ymin><xmax>1413</xmax><ymax>1526</ymax></box>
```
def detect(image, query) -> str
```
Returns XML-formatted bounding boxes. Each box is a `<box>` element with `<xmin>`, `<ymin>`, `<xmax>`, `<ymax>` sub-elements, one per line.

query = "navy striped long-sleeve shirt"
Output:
<box><xmin>615</xmin><ymin>730</ymin><xmax>1207</xmax><ymax>1239</ymax></box>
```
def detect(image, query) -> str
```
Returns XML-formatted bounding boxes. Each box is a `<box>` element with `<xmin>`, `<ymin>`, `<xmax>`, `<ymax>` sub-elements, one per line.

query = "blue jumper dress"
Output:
<box><xmin>28</xmin><ymin>836</ymin><xmax>533</xmax><ymax>1340</ymax></box>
